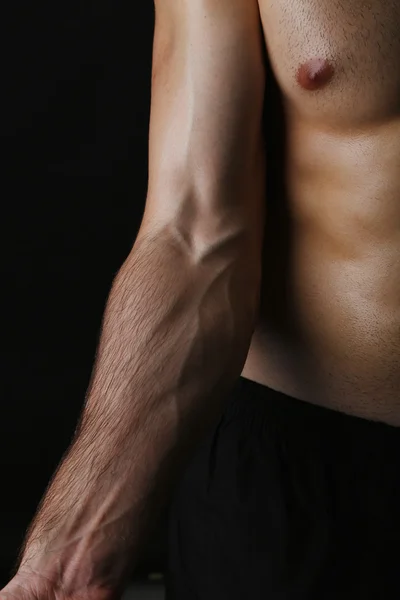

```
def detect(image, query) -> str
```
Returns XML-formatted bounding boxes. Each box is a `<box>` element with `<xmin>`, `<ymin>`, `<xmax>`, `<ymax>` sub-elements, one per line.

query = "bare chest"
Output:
<box><xmin>258</xmin><ymin>0</ymin><xmax>400</xmax><ymax>128</ymax></box>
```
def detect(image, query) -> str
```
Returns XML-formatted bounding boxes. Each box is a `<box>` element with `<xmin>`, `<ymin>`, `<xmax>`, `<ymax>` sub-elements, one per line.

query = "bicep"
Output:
<box><xmin>142</xmin><ymin>0</ymin><xmax>266</xmax><ymax>250</ymax></box>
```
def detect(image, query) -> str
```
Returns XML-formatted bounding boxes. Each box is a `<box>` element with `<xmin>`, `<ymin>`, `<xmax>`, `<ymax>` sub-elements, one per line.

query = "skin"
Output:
<box><xmin>1</xmin><ymin>1</ymin><xmax>399</xmax><ymax>599</ymax></box>
<box><xmin>242</xmin><ymin>0</ymin><xmax>400</xmax><ymax>424</ymax></box>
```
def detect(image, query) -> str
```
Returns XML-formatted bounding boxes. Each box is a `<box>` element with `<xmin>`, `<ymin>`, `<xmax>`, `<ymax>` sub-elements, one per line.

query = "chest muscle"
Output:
<box><xmin>258</xmin><ymin>0</ymin><xmax>400</xmax><ymax>128</ymax></box>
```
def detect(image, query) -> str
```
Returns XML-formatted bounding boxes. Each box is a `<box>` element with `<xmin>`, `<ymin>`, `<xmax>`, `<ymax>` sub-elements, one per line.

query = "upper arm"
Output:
<box><xmin>141</xmin><ymin>0</ymin><xmax>266</xmax><ymax>254</ymax></box>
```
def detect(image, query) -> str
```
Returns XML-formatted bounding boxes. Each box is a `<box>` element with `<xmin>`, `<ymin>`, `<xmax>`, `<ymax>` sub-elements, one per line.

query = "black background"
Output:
<box><xmin>0</xmin><ymin>0</ymin><xmax>165</xmax><ymax>584</ymax></box>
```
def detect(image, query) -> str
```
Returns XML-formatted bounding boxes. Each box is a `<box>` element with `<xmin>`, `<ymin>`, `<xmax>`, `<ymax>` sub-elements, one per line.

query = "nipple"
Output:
<box><xmin>296</xmin><ymin>58</ymin><xmax>334</xmax><ymax>91</ymax></box>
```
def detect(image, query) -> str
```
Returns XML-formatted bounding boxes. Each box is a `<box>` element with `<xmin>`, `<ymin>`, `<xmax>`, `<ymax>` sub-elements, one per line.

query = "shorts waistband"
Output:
<box><xmin>224</xmin><ymin>376</ymin><xmax>400</xmax><ymax>446</ymax></box>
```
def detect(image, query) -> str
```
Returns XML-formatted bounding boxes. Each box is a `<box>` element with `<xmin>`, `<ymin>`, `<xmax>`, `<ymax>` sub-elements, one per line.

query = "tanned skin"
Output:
<box><xmin>0</xmin><ymin>2</ymin><xmax>266</xmax><ymax>600</ymax></box>
<box><xmin>243</xmin><ymin>0</ymin><xmax>400</xmax><ymax>424</ymax></box>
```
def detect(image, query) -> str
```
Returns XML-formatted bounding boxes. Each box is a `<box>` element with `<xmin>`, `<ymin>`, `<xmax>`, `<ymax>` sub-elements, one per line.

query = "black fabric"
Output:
<box><xmin>166</xmin><ymin>376</ymin><xmax>400</xmax><ymax>599</ymax></box>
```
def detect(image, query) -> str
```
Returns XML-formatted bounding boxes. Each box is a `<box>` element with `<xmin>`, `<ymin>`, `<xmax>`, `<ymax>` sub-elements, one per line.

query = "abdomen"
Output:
<box><xmin>243</xmin><ymin>118</ymin><xmax>400</xmax><ymax>424</ymax></box>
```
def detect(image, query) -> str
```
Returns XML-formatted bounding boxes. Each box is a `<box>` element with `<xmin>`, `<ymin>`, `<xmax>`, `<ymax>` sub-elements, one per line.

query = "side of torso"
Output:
<box><xmin>242</xmin><ymin>0</ymin><xmax>400</xmax><ymax>425</ymax></box>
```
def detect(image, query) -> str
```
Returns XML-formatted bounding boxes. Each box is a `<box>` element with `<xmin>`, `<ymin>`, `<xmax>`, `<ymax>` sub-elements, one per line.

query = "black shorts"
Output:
<box><xmin>166</xmin><ymin>377</ymin><xmax>400</xmax><ymax>599</ymax></box>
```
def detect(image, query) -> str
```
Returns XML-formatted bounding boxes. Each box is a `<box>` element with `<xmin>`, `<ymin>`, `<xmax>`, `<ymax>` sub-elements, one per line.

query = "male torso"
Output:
<box><xmin>242</xmin><ymin>0</ymin><xmax>400</xmax><ymax>425</ymax></box>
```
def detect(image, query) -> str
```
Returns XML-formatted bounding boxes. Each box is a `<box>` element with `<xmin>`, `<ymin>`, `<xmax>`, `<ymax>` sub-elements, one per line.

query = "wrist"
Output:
<box><xmin>9</xmin><ymin>568</ymin><xmax>117</xmax><ymax>600</ymax></box>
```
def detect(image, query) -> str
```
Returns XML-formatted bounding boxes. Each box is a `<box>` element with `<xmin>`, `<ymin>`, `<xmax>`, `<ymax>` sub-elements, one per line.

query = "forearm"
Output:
<box><xmin>15</xmin><ymin>223</ymin><xmax>262</xmax><ymax>597</ymax></box>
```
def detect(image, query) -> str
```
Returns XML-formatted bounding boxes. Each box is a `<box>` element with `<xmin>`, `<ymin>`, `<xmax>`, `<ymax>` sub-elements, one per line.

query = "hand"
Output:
<box><xmin>0</xmin><ymin>573</ymin><xmax>62</xmax><ymax>600</ymax></box>
<box><xmin>0</xmin><ymin>572</ymin><xmax>113</xmax><ymax>600</ymax></box>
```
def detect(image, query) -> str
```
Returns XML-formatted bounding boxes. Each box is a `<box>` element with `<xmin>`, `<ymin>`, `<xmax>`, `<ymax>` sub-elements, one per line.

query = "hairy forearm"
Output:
<box><xmin>14</xmin><ymin>222</ymin><xmax>262</xmax><ymax>597</ymax></box>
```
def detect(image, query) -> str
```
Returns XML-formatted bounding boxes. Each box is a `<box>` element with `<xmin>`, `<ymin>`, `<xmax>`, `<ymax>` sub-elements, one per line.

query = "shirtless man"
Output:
<box><xmin>2</xmin><ymin>1</ymin><xmax>400</xmax><ymax>599</ymax></box>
